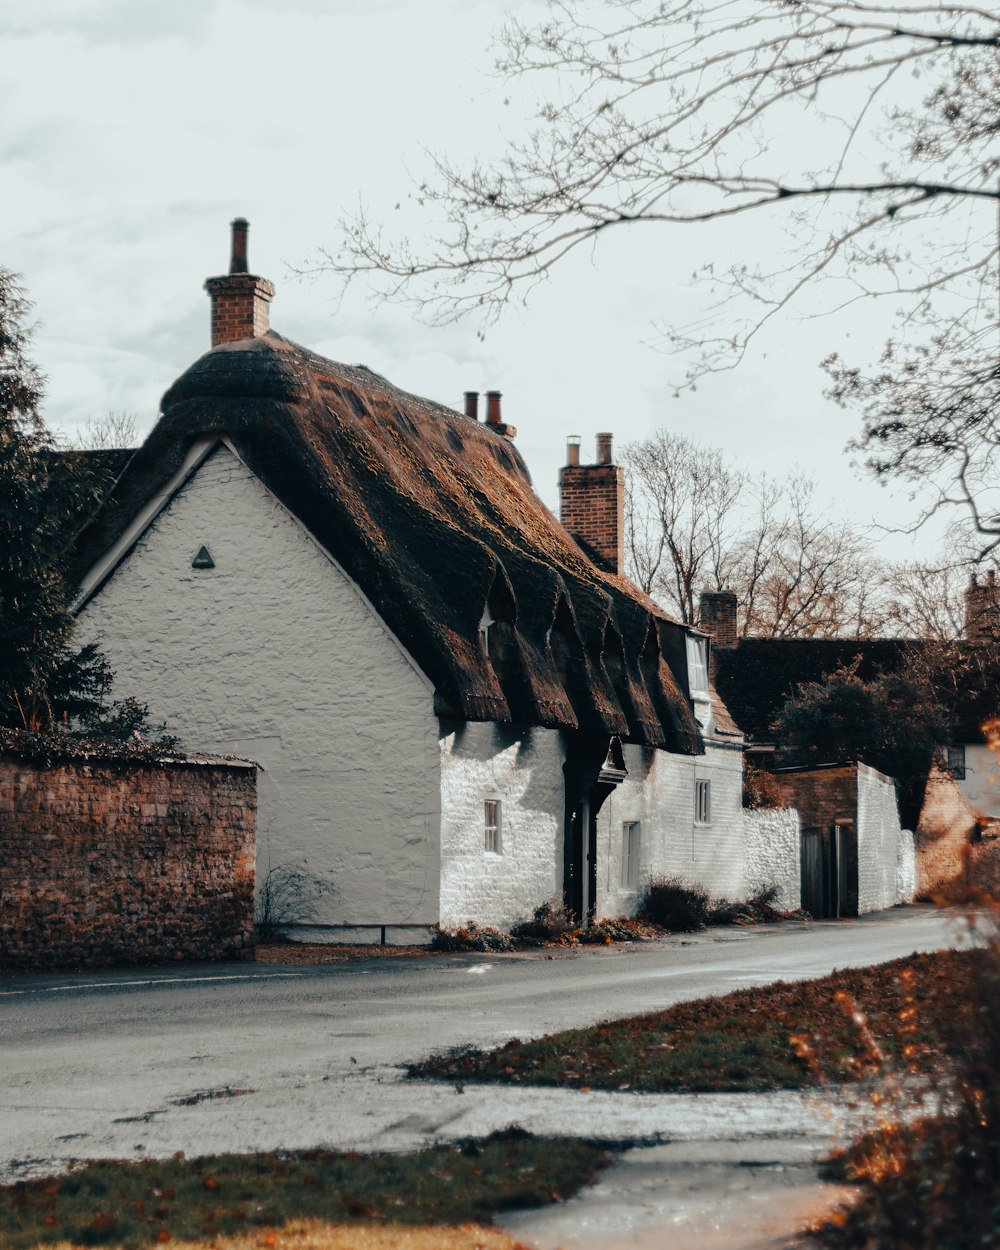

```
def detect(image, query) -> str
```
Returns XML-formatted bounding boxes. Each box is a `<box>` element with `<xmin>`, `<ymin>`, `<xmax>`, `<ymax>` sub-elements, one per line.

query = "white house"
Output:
<box><xmin>75</xmin><ymin>220</ymin><xmax>751</xmax><ymax>942</ymax></box>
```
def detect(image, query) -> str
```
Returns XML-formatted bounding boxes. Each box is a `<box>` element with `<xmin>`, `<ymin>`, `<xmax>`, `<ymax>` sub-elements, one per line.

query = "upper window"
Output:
<box><xmin>620</xmin><ymin>821</ymin><xmax>641</xmax><ymax>890</ymax></box>
<box><xmin>484</xmin><ymin>799</ymin><xmax>503</xmax><ymax>854</ymax></box>
<box><xmin>685</xmin><ymin>636</ymin><xmax>710</xmax><ymax>699</ymax></box>
<box><xmin>946</xmin><ymin>744</ymin><xmax>966</xmax><ymax>781</ymax></box>
<box><xmin>695</xmin><ymin>779</ymin><xmax>711</xmax><ymax>825</ymax></box>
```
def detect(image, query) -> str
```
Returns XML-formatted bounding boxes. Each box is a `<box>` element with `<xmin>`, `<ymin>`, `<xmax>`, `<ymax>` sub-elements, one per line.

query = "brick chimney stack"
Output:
<box><xmin>558</xmin><ymin>432</ymin><xmax>624</xmax><ymax>575</ymax></box>
<box><xmin>965</xmin><ymin>570</ymin><xmax>1000</xmax><ymax>640</ymax></box>
<box><xmin>204</xmin><ymin>218</ymin><xmax>276</xmax><ymax>347</ymax></box>
<box><xmin>698</xmin><ymin>590</ymin><xmax>739</xmax><ymax>648</ymax></box>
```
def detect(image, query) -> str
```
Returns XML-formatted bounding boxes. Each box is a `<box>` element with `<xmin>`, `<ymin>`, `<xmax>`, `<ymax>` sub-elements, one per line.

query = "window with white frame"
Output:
<box><xmin>620</xmin><ymin>821</ymin><xmax>641</xmax><ymax>890</ymax></box>
<box><xmin>695</xmin><ymin>779</ymin><xmax>711</xmax><ymax>825</ymax></box>
<box><xmin>685</xmin><ymin>636</ymin><xmax>710</xmax><ymax>699</ymax></box>
<box><xmin>484</xmin><ymin>799</ymin><xmax>503</xmax><ymax>854</ymax></box>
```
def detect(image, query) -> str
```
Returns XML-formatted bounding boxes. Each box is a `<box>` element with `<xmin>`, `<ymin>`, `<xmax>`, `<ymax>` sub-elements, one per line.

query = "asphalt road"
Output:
<box><xmin>0</xmin><ymin>905</ymin><xmax>963</xmax><ymax>1184</ymax></box>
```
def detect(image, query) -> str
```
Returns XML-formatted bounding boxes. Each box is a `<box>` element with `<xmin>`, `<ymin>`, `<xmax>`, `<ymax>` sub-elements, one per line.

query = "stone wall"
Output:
<box><xmin>744</xmin><ymin>807</ymin><xmax>800</xmax><ymax>911</ymax></box>
<box><xmin>0</xmin><ymin>752</ymin><xmax>255</xmax><ymax>970</ymax></box>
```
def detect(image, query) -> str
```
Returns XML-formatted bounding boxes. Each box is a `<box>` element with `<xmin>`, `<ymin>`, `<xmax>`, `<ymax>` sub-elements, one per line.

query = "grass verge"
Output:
<box><xmin>0</xmin><ymin>1131</ymin><xmax>608</xmax><ymax>1250</ymax></box>
<box><xmin>409</xmin><ymin>949</ymin><xmax>979</xmax><ymax>1092</ymax></box>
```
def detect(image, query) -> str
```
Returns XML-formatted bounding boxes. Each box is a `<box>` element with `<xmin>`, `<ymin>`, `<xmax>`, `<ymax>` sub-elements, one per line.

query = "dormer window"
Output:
<box><xmin>685</xmin><ymin>635</ymin><xmax>710</xmax><ymax>700</ymax></box>
<box><xmin>479</xmin><ymin>604</ymin><xmax>496</xmax><ymax>651</ymax></box>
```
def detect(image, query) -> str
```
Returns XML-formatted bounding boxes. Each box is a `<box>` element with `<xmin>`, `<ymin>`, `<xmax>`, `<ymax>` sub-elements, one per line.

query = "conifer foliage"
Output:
<box><xmin>0</xmin><ymin>269</ymin><xmax>157</xmax><ymax>740</ymax></box>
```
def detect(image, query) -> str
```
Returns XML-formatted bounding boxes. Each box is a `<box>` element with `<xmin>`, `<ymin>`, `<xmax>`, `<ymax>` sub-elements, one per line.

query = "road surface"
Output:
<box><xmin>0</xmin><ymin>905</ymin><xmax>962</xmax><ymax>1184</ymax></box>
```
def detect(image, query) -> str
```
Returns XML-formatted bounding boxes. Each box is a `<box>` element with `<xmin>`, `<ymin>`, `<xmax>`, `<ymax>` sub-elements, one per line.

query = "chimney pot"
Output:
<box><xmin>230</xmin><ymin>217</ymin><xmax>249</xmax><ymax>274</ymax></box>
<box><xmin>486</xmin><ymin>391</ymin><xmax>502</xmax><ymax>425</ymax></box>
<box><xmin>566</xmin><ymin>435</ymin><xmax>581</xmax><ymax>467</ymax></box>
<box><xmin>596</xmin><ymin>432</ymin><xmax>613</xmax><ymax>465</ymax></box>
<box><xmin>464</xmin><ymin>391</ymin><xmax>480</xmax><ymax>421</ymax></box>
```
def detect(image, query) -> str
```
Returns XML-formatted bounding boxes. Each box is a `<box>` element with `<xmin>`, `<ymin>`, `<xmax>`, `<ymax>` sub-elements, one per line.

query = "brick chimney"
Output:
<box><xmin>965</xmin><ymin>570</ymin><xmax>1000</xmax><ymax>640</ymax></box>
<box><xmin>698</xmin><ymin>591</ymin><xmax>739</xmax><ymax>648</ymax></box>
<box><xmin>558</xmin><ymin>432</ymin><xmax>624</xmax><ymax>574</ymax></box>
<box><xmin>204</xmin><ymin>218</ymin><xmax>276</xmax><ymax>347</ymax></box>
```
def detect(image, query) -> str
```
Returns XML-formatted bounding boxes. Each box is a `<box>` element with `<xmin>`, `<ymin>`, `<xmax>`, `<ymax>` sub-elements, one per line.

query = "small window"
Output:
<box><xmin>484</xmin><ymin>799</ymin><xmax>502</xmax><ymax>854</ymax></box>
<box><xmin>620</xmin><ymin>821</ymin><xmax>641</xmax><ymax>890</ymax></box>
<box><xmin>685</xmin><ymin>636</ymin><xmax>710</xmax><ymax>699</ymax></box>
<box><xmin>695</xmin><ymin>779</ymin><xmax>711</xmax><ymax>825</ymax></box>
<box><xmin>946</xmin><ymin>744</ymin><xmax>966</xmax><ymax>781</ymax></box>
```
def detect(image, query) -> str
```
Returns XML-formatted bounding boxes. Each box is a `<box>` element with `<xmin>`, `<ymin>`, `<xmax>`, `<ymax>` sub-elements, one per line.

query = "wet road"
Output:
<box><xmin>0</xmin><ymin>905</ymin><xmax>962</xmax><ymax>1182</ymax></box>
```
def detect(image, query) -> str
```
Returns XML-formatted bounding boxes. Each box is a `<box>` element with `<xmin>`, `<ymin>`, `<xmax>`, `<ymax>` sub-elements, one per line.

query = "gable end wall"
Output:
<box><xmin>78</xmin><ymin>445</ymin><xmax>441</xmax><ymax>935</ymax></box>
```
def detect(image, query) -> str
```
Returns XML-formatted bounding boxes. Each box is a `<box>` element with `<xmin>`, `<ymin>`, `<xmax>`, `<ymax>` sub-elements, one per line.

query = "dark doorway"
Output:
<box><xmin>563</xmin><ymin>734</ymin><xmax>624</xmax><ymax>924</ymax></box>
<box><xmin>800</xmin><ymin>823</ymin><xmax>856</xmax><ymax>918</ymax></box>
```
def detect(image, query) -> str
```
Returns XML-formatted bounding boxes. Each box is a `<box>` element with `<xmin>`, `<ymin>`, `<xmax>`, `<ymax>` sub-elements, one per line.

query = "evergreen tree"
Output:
<box><xmin>0</xmin><ymin>268</ymin><xmax>150</xmax><ymax>737</ymax></box>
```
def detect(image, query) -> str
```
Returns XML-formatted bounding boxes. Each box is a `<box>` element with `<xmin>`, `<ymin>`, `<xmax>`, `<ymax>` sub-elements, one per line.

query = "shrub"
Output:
<box><xmin>638</xmin><ymin>876</ymin><xmax>710</xmax><ymax>931</ymax></box>
<box><xmin>578</xmin><ymin>916</ymin><xmax>655</xmax><ymax>944</ymax></box>
<box><xmin>255</xmin><ymin>863</ymin><xmax>336</xmax><ymax>942</ymax></box>
<box><xmin>742</xmin><ymin>761</ymin><xmax>786</xmax><ymax>810</ymax></box>
<box><xmin>431</xmin><ymin>923</ymin><xmax>514</xmax><ymax>952</ymax></box>
<box><xmin>708</xmin><ymin>884</ymin><xmax>784</xmax><ymax>926</ymax></box>
<box><xmin>511</xmin><ymin>897</ymin><xmax>576</xmax><ymax>944</ymax></box>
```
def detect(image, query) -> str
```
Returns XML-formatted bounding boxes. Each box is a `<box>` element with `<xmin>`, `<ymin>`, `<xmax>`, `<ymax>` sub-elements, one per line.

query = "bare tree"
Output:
<box><xmin>623</xmin><ymin>432</ymin><xmax>883</xmax><ymax>635</ymax></box>
<box><xmin>879</xmin><ymin>558</ymin><xmax>971</xmax><ymax>640</ymax></box>
<box><xmin>70</xmin><ymin>411</ymin><xmax>141</xmax><ymax>450</ymax></box>
<box><xmin>320</xmin><ymin>2</ymin><xmax>997</xmax><ymax>362</ymax></box>
<box><xmin>318</xmin><ymin>1</ymin><xmax>998</xmax><ymax>547</ymax></box>
<box><xmin>622</xmin><ymin>432</ymin><xmax>744</xmax><ymax>621</ymax></box>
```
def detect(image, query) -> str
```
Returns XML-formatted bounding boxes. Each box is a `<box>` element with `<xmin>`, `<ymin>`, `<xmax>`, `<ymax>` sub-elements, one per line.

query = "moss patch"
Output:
<box><xmin>0</xmin><ymin>1132</ymin><xmax>608</xmax><ymax>1250</ymax></box>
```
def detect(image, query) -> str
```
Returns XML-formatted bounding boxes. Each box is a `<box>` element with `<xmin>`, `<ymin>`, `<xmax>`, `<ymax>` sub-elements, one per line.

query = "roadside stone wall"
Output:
<box><xmin>744</xmin><ymin>807</ymin><xmax>800</xmax><ymax>911</ymax></box>
<box><xmin>0</xmin><ymin>752</ymin><xmax>256</xmax><ymax>970</ymax></box>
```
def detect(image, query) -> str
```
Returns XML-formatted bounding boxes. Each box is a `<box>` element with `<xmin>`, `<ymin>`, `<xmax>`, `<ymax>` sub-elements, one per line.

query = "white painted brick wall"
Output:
<box><xmin>438</xmin><ymin>722</ymin><xmax>564</xmax><ymax>928</ymax></box>
<box><xmin>896</xmin><ymin>828</ymin><xmax>916</xmax><ymax>904</ymax></box>
<box><xmin>856</xmin><ymin>763</ymin><xmax>903</xmax><ymax>914</ymax></box>
<box><xmin>744</xmin><ymin>807</ymin><xmax>801</xmax><ymax>911</ymax></box>
<box><xmin>596</xmin><ymin>739</ymin><xmax>746</xmax><ymax>915</ymax></box>
<box><xmin>78</xmin><ymin>444</ymin><xmax>442</xmax><ymax>933</ymax></box>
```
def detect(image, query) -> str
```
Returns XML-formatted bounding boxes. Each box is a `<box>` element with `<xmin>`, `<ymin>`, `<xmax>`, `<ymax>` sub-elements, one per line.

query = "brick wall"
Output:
<box><xmin>915</xmin><ymin>764</ymin><xmax>978</xmax><ymax>898</ymax></box>
<box><xmin>0</xmin><ymin>753</ymin><xmax>256</xmax><ymax>970</ymax></box>
<box><xmin>771</xmin><ymin>766</ymin><xmax>858</xmax><ymax>830</ymax></box>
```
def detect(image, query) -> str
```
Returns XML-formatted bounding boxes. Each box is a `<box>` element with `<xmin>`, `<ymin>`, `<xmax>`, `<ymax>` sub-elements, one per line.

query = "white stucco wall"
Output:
<box><xmin>957</xmin><ymin>744</ymin><xmax>1000</xmax><ymax>817</ymax></box>
<box><xmin>438</xmin><ymin>721</ymin><xmax>564</xmax><ymax>928</ymax></box>
<box><xmin>744</xmin><ymin>807</ymin><xmax>801</xmax><ymax>912</ymax></box>
<box><xmin>595</xmin><ymin>738</ymin><xmax>746</xmax><ymax>916</ymax></box>
<box><xmin>855</xmin><ymin>763</ymin><xmax>903</xmax><ymax>914</ymax></box>
<box><xmin>78</xmin><ymin>443</ymin><xmax>441</xmax><ymax>936</ymax></box>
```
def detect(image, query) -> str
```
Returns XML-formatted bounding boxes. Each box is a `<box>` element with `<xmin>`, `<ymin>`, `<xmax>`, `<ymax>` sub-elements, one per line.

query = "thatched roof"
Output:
<box><xmin>76</xmin><ymin>332</ymin><xmax>715</xmax><ymax>753</ymax></box>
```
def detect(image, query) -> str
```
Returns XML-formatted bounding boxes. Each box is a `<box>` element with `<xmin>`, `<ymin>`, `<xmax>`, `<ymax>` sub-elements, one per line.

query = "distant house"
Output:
<box><xmin>704</xmin><ymin>590</ymin><xmax>1000</xmax><ymax>820</ymax></box>
<box><xmin>73</xmin><ymin>220</ymin><xmax>752</xmax><ymax>942</ymax></box>
<box><xmin>702</xmin><ymin>589</ymin><xmax>1000</xmax><ymax>905</ymax></box>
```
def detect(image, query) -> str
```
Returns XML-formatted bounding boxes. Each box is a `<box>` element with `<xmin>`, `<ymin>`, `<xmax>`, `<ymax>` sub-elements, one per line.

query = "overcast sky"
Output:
<box><xmin>3</xmin><ymin>0</ymin><xmax>951</xmax><ymax>556</ymax></box>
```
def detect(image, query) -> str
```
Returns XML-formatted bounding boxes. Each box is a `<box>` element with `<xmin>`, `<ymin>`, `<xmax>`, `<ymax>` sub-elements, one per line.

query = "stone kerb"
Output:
<box><xmin>0</xmin><ymin>749</ymin><xmax>256</xmax><ymax>970</ymax></box>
